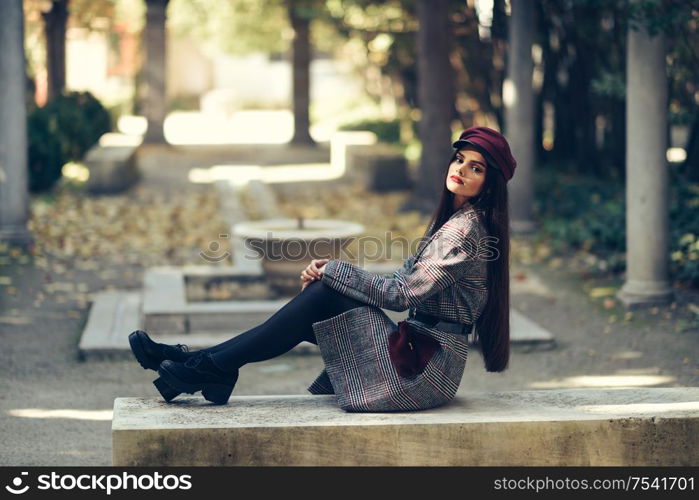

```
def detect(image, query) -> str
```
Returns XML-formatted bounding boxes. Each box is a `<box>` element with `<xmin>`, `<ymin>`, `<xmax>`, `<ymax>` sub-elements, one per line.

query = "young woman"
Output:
<box><xmin>129</xmin><ymin>125</ymin><xmax>517</xmax><ymax>412</ymax></box>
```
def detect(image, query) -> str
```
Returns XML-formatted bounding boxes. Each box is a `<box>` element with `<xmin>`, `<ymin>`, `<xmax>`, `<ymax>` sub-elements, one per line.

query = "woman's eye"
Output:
<box><xmin>456</xmin><ymin>157</ymin><xmax>464</xmax><ymax>164</ymax></box>
<box><xmin>471</xmin><ymin>165</ymin><xmax>482</xmax><ymax>173</ymax></box>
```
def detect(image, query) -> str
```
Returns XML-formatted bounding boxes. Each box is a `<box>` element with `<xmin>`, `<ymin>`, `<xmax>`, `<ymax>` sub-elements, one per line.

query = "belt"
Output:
<box><xmin>409</xmin><ymin>309</ymin><xmax>472</xmax><ymax>336</ymax></box>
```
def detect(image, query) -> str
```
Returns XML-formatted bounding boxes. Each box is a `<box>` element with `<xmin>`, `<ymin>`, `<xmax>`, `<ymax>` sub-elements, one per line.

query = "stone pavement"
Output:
<box><xmin>1</xmin><ymin>147</ymin><xmax>698</xmax><ymax>465</ymax></box>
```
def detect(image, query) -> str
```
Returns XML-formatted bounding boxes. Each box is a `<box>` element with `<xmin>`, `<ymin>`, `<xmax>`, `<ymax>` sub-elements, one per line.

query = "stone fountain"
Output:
<box><xmin>233</xmin><ymin>216</ymin><xmax>364</xmax><ymax>295</ymax></box>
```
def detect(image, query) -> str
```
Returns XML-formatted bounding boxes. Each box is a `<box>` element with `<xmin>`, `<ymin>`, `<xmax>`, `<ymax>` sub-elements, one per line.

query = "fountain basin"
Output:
<box><xmin>233</xmin><ymin>218</ymin><xmax>365</xmax><ymax>295</ymax></box>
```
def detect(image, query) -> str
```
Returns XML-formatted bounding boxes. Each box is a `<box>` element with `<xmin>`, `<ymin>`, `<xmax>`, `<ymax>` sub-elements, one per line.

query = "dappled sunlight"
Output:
<box><xmin>7</xmin><ymin>408</ymin><xmax>113</xmax><ymax>421</ymax></box>
<box><xmin>0</xmin><ymin>315</ymin><xmax>33</xmax><ymax>325</ymax></box>
<box><xmin>510</xmin><ymin>271</ymin><xmax>553</xmax><ymax>296</ymax></box>
<box><xmin>118</xmin><ymin>111</ymin><xmax>338</xmax><ymax>146</ymax></box>
<box><xmin>117</xmin><ymin>115</ymin><xmax>147</xmax><ymax>136</ymax></box>
<box><xmin>529</xmin><ymin>374</ymin><xmax>676</xmax><ymax>389</ymax></box>
<box><xmin>99</xmin><ymin>131</ymin><xmax>142</xmax><ymax>147</ymax></box>
<box><xmin>164</xmin><ymin>110</ymin><xmax>293</xmax><ymax>145</ymax></box>
<box><xmin>188</xmin><ymin>162</ymin><xmax>344</xmax><ymax>185</ymax></box>
<box><xmin>606</xmin><ymin>350</ymin><xmax>644</xmax><ymax>361</ymax></box>
<box><xmin>188</xmin><ymin>165</ymin><xmax>263</xmax><ymax>185</ymax></box>
<box><xmin>578</xmin><ymin>401</ymin><xmax>699</xmax><ymax>415</ymax></box>
<box><xmin>667</xmin><ymin>147</ymin><xmax>686</xmax><ymax>163</ymax></box>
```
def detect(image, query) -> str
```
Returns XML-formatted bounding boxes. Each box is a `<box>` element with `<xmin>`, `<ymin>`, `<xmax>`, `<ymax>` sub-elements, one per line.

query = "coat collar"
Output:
<box><xmin>452</xmin><ymin>199</ymin><xmax>486</xmax><ymax>220</ymax></box>
<box><xmin>413</xmin><ymin>203</ymin><xmax>486</xmax><ymax>261</ymax></box>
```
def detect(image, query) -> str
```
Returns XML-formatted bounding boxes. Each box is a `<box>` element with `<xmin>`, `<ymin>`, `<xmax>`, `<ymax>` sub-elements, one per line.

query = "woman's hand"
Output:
<box><xmin>300</xmin><ymin>259</ymin><xmax>329</xmax><ymax>291</ymax></box>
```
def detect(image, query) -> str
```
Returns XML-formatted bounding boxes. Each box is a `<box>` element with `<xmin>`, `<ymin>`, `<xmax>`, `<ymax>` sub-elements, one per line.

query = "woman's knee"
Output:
<box><xmin>303</xmin><ymin>280</ymin><xmax>363</xmax><ymax>310</ymax></box>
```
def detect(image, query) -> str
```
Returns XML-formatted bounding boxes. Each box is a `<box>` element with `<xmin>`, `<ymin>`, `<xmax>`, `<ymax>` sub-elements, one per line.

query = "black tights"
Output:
<box><xmin>193</xmin><ymin>280</ymin><xmax>365</xmax><ymax>373</ymax></box>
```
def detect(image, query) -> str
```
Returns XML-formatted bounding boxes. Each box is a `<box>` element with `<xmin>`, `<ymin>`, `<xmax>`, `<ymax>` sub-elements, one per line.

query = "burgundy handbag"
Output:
<box><xmin>388</xmin><ymin>320</ymin><xmax>441</xmax><ymax>377</ymax></box>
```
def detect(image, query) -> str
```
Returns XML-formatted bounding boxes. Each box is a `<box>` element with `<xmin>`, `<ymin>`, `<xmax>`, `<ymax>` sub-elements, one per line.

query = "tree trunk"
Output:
<box><xmin>43</xmin><ymin>0</ymin><xmax>69</xmax><ymax>101</ymax></box>
<box><xmin>403</xmin><ymin>0</ymin><xmax>454</xmax><ymax>214</ymax></box>
<box><xmin>142</xmin><ymin>0</ymin><xmax>169</xmax><ymax>144</ymax></box>
<box><xmin>491</xmin><ymin>0</ymin><xmax>507</xmax><ymax>130</ymax></box>
<box><xmin>683</xmin><ymin>110</ymin><xmax>699</xmax><ymax>182</ymax></box>
<box><xmin>288</xmin><ymin>1</ymin><xmax>315</xmax><ymax>146</ymax></box>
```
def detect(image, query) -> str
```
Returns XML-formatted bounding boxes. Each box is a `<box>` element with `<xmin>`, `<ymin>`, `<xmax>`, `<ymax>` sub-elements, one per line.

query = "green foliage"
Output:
<box><xmin>533</xmin><ymin>164</ymin><xmax>699</xmax><ymax>286</ymax></box>
<box><xmin>339</xmin><ymin>118</ymin><xmax>402</xmax><ymax>143</ymax></box>
<box><xmin>534</xmin><ymin>166</ymin><xmax>626</xmax><ymax>262</ymax></box>
<box><xmin>27</xmin><ymin>108</ymin><xmax>65</xmax><ymax>194</ymax></box>
<box><xmin>27</xmin><ymin>91</ymin><xmax>112</xmax><ymax>193</ymax></box>
<box><xmin>625</xmin><ymin>0</ymin><xmax>694</xmax><ymax>37</ymax></box>
<box><xmin>169</xmin><ymin>0</ymin><xmax>289</xmax><ymax>56</ymax></box>
<box><xmin>668</xmin><ymin>169</ymin><xmax>699</xmax><ymax>286</ymax></box>
<box><xmin>590</xmin><ymin>70</ymin><xmax>626</xmax><ymax>100</ymax></box>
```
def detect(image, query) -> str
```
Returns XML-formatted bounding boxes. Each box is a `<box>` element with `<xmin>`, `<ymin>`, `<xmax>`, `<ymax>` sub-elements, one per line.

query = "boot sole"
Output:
<box><xmin>128</xmin><ymin>331</ymin><xmax>159</xmax><ymax>371</ymax></box>
<box><xmin>158</xmin><ymin>362</ymin><xmax>234</xmax><ymax>405</ymax></box>
<box><xmin>153</xmin><ymin>376</ymin><xmax>181</xmax><ymax>402</ymax></box>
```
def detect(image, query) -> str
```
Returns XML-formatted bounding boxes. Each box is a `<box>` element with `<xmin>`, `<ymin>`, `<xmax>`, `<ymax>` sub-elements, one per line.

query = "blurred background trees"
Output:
<box><xmin>12</xmin><ymin>0</ymin><xmax>699</xmax><ymax>285</ymax></box>
<box><xmin>22</xmin><ymin>0</ymin><xmax>698</xmax><ymax>178</ymax></box>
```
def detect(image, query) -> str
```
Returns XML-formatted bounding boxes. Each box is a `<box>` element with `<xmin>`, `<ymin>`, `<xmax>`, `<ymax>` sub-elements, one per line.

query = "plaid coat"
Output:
<box><xmin>307</xmin><ymin>203</ymin><xmax>490</xmax><ymax>412</ymax></box>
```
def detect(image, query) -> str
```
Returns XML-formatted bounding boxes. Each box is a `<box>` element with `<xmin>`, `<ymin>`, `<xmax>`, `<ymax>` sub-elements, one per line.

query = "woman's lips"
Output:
<box><xmin>450</xmin><ymin>175</ymin><xmax>464</xmax><ymax>185</ymax></box>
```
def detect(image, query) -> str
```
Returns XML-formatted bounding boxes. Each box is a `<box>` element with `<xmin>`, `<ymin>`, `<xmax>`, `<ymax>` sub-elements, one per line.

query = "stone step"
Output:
<box><xmin>78</xmin><ymin>291</ymin><xmax>318</xmax><ymax>360</ymax></box>
<box><xmin>112</xmin><ymin>387</ymin><xmax>699</xmax><ymax>466</ymax></box>
<box><xmin>78</xmin><ymin>291</ymin><xmax>142</xmax><ymax>359</ymax></box>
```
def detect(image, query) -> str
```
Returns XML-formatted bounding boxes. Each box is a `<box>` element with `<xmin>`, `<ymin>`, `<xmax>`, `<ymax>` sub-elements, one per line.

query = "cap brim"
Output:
<box><xmin>452</xmin><ymin>139</ymin><xmax>501</xmax><ymax>171</ymax></box>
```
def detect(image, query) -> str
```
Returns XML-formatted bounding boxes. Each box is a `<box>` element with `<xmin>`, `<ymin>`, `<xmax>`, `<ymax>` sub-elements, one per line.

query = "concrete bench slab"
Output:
<box><xmin>84</xmin><ymin>134</ymin><xmax>141</xmax><ymax>194</ymax></box>
<box><xmin>112</xmin><ymin>387</ymin><xmax>699</xmax><ymax>466</ymax></box>
<box><xmin>78</xmin><ymin>291</ymin><xmax>142</xmax><ymax>359</ymax></box>
<box><xmin>78</xmin><ymin>290</ymin><xmax>318</xmax><ymax>359</ymax></box>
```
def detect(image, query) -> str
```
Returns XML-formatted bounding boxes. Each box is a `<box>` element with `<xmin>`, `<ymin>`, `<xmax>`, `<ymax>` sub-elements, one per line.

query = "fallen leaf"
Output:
<box><xmin>590</xmin><ymin>287</ymin><xmax>617</xmax><ymax>298</ymax></box>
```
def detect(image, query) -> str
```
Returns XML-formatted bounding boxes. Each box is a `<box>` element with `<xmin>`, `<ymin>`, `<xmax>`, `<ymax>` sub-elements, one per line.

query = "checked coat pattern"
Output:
<box><xmin>307</xmin><ymin>202</ymin><xmax>491</xmax><ymax>412</ymax></box>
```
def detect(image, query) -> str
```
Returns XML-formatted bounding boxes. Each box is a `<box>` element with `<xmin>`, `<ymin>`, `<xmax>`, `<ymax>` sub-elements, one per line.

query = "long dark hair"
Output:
<box><xmin>420</xmin><ymin>150</ymin><xmax>510</xmax><ymax>372</ymax></box>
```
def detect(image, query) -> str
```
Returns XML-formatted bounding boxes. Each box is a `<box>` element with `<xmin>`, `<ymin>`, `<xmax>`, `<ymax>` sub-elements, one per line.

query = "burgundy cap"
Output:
<box><xmin>452</xmin><ymin>126</ymin><xmax>517</xmax><ymax>183</ymax></box>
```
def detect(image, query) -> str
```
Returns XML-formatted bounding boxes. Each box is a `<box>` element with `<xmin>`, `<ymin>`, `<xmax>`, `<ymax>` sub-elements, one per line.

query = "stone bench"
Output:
<box><xmin>330</xmin><ymin>131</ymin><xmax>411</xmax><ymax>191</ymax></box>
<box><xmin>112</xmin><ymin>387</ymin><xmax>699</xmax><ymax>466</ymax></box>
<box><xmin>84</xmin><ymin>133</ymin><xmax>141</xmax><ymax>194</ymax></box>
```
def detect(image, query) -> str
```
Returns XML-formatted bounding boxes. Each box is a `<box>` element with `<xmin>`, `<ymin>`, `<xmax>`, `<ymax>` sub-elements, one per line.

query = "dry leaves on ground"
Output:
<box><xmin>26</xmin><ymin>184</ymin><xmax>230</xmax><ymax>268</ymax></box>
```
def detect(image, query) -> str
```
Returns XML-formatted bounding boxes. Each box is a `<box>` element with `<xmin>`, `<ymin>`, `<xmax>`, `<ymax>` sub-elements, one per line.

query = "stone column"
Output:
<box><xmin>616</xmin><ymin>11</ymin><xmax>674</xmax><ymax>308</ymax></box>
<box><xmin>504</xmin><ymin>0</ymin><xmax>536</xmax><ymax>233</ymax></box>
<box><xmin>143</xmin><ymin>0</ymin><xmax>169</xmax><ymax>144</ymax></box>
<box><xmin>0</xmin><ymin>0</ymin><xmax>33</xmax><ymax>247</ymax></box>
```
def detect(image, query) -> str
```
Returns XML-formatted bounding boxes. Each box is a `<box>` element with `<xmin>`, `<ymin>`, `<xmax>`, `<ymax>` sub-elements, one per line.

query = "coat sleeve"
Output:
<box><xmin>393</xmin><ymin>254</ymin><xmax>416</xmax><ymax>277</ymax></box>
<box><xmin>320</xmin><ymin>222</ymin><xmax>482</xmax><ymax>311</ymax></box>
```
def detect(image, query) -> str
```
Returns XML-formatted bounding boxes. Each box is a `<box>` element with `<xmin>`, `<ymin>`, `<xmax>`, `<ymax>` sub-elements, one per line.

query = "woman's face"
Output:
<box><xmin>445</xmin><ymin>146</ymin><xmax>487</xmax><ymax>204</ymax></box>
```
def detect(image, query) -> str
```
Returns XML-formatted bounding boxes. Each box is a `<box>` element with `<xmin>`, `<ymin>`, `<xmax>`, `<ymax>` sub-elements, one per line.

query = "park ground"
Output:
<box><xmin>1</xmin><ymin>174</ymin><xmax>698</xmax><ymax>465</ymax></box>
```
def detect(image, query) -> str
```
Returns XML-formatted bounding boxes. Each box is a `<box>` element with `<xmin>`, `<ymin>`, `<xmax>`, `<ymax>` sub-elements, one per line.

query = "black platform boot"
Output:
<box><xmin>128</xmin><ymin>330</ymin><xmax>192</xmax><ymax>371</ymax></box>
<box><xmin>129</xmin><ymin>330</ymin><xmax>194</xmax><ymax>403</ymax></box>
<box><xmin>157</xmin><ymin>352</ymin><xmax>239</xmax><ymax>405</ymax></box>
